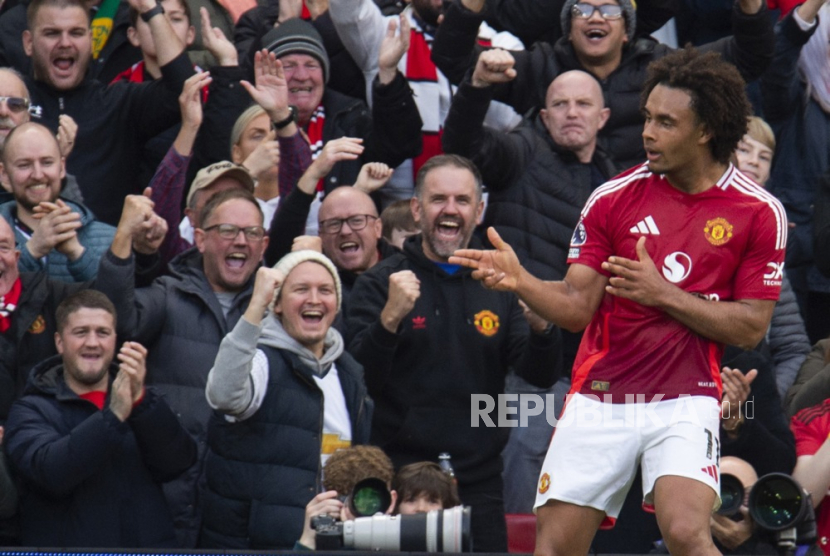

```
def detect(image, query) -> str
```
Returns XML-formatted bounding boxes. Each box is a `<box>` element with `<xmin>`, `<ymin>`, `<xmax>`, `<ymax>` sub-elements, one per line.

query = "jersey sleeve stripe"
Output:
<box><xmin>581</xmin><ymin>163</ymin><xmax>651</xmax><ymax>218</ymax></box>
<box><xmin>727</xmin><ymin>172</ymin><xmax>788</xmax><ymax>250</ymax></box>
<box><xmin>569</xmin><ymin>312</ymin><xmax>612</xmax><ymax>396</ymax></box>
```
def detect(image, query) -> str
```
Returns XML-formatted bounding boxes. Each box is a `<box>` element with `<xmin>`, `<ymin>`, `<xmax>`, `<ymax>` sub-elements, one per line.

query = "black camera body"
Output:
<box><xmin>311</xmin><ymin>515</ymin><xmax>346</xmax><ymax>550</ymax></box>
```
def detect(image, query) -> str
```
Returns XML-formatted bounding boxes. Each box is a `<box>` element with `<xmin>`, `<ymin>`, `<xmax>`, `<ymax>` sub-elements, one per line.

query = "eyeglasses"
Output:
<box><xmin>319</xmin><ymin>214</ymin><xmax>378</xmax><ymax>235</ymax></box>
<box><xmin>203</xmin><ymin>223</ymin><xmax>266</xmax><ymax>241</ymax></box>
<box><xmin>0</xmin><ymin>97</ymin><xmax>30</xmax><ymax>114</ymax></box>
<box><xmin>571</xmin><ymin>3</ymin><xmax>624</xmax><ymax>19</ymax></box>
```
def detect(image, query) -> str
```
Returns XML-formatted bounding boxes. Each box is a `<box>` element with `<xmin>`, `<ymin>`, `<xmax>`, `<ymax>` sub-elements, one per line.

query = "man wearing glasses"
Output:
<box><xmin>0</xmin><ymin>70</ymin><xmax>31</xmax><ymax>152</ymax></box>
<box><xmin>263</xmin><ymin>144</ymin><xmax>400</xmax><ymax>317</ymax></box>
<box><xmin>314</xmin><ymin>186</ymin><xmax>399</xmax><ymax>310</ymax></box>
<box><xmin>95</xmin><ymin>187</ymin><xmax>268</xmax><ymax>547</ymax></box>
<box><xmin>432</xmin><ymin>0</ymin><xmax>774</xmax><ymax>170</ymax></box>
<box><xmin>0</xmin><ymin>68</ymin><xmax>77</xmax><ymax>164</ymax></box>
<box><xmin>265</xmin><ymin>183</ymin><xmax>397</xmax><ymax>321</ymax></box>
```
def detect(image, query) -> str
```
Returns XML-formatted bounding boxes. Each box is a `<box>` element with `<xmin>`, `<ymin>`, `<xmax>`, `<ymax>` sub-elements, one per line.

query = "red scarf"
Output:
<box><xmin>112</xmin><ymin>61</ymin><xmax>146</xmax><ymax>84</ymax></box>
<box><xmin>305</xmin><ymin>105</ymin><xmax>326</xmax><ymax>191</ymax></box>
<box><xmin>0</xmin><ymin>277</ymin><xmax>22</xmax><ymax>333</ymax></box>
<box><xmin>111</xmin><ymin>61</ymin><xmax>209</xmax><ymax>102</ymax></box>
<box><xmin>406</xmin><ymin>26</ymin><xmax>444</xmax><ymax>179</ymax></box>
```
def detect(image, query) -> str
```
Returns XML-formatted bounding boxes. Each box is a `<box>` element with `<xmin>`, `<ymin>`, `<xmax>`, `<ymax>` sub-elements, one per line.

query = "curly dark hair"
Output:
<box><xmin>323</xmin><ymin>445</ymin><xmax>395</xmax><ymax>496</ymax></box>
<box><xmin>640</xmin><ymin>46</ymin><xmax>750</xmax><ymax>165</ymax></box>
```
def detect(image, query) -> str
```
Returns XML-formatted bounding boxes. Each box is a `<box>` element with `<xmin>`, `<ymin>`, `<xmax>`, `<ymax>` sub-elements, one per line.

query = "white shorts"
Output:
<box><xmin>533</xmin><ymin>393</ymin><xmax>721</xmax><ymax>525</ymax></box>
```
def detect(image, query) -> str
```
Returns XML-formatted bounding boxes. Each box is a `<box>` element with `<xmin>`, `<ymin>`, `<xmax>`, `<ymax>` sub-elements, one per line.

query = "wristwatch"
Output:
<box><xmin>273</xmin><ymin>105</ymin><xmax>297</xmax><ymax>130</ymax></box>
<box><xmin>141</xmin><ymin>2</ymin><xmax>165</xmax><ymax>22</ymax></box>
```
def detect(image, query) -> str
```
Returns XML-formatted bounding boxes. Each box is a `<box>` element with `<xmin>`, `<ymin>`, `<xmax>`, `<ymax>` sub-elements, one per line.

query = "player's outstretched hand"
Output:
<box><xmin>450</xmin><ymin>227</ymin><xmax>521</xmax><ymax>291</ymax></box>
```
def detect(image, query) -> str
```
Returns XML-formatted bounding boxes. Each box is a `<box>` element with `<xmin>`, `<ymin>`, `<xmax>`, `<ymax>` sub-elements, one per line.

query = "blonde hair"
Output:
<box><xmin>746</xmin><ymin>116</ymin><xmax>775</xmax><ymax>153</ymax></box>
<box><xmin>229</xmin><ymin>105</ymin><xmax>268</xmax><ymax>153</ymax></box>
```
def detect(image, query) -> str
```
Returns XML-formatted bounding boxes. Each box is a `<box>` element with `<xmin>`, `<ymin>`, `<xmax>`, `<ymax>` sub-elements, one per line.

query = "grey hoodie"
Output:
<box><xmin>205</xmin><ymin>313</ymin><xmax>344</xmax><ymax>416</ymax></box>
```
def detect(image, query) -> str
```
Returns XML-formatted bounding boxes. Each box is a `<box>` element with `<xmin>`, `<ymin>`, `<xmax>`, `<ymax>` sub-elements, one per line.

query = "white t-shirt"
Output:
<box><xmin>228</xmin><ymin>352</ymin><xmax>352</xmax><ymax>467</ymax></box>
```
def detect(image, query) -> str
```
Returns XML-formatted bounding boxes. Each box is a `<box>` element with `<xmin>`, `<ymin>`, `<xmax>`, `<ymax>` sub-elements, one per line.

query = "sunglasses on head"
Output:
<box><xmin>0</xmin><ymin>96</ymin><xmax>30</xmax><ymax>114</ymax></box>
<box><xmin>571</xmin><ymin>3</ymin><xmax>624</xmax><ymax>19</ymax></box>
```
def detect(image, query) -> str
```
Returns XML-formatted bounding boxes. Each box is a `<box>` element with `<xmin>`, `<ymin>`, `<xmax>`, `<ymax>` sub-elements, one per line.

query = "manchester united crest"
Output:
<box><xmin>539</xmin><ymin>473</ymin><xmax>551</xmax><ymax>494</ymax></box>
<box><xmin>704</xmin><ymin>217</ymin><xmax>734</xmax><ymax>246</ymax></box>
<box><xmin>27</xmin><ymin>315</ymin><xmax>46</xmax><ymax>334</ymax></box>
<box><xmin>473</xmin><ymin>310</ymin><xmax>500</xmax><ymax>337</ymax></box>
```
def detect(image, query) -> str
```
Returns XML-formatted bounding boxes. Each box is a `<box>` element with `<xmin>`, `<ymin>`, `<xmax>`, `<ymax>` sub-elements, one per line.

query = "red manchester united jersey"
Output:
<box><xmin>792</xmin><ymin>401</ymin><xmax>830</xmax><ymax>554</ymax></box>
<box><xmin>567</xmin><ymin>163</ymin><xmax>787</xmax><ymax>402</ymax></box>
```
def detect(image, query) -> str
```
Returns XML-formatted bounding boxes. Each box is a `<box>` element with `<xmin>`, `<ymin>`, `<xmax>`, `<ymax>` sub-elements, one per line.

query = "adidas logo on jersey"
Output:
<box><xmin>630</xmin><ymin>215</ymin><xmax>660</xmax><ymax>235</ymax></box>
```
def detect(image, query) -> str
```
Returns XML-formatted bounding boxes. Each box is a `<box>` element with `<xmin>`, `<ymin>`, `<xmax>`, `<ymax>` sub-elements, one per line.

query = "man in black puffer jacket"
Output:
<box><xmin>95</xmin><ymin>189</ymin><xmax>268</xmax><ymax>547</ymax></box>
<box><xmin>444</xmin><ymin>63</ymin><xmax>617</xmax><ymax>282</ymax></box>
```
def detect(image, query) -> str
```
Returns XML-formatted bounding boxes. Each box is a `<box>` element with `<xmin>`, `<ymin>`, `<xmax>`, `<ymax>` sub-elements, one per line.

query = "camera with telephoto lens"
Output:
<box><xmin>312</xmin><ymin>505</ymin><xmax>472</xmax><ymax>552</ymax></box>
<box><xmin>718</xmin><ymin>473</ymin><xmax>745</xmax><ymax>518</ymax></box>
<box><xmin>747</xmin><ymin>473</ymin><xmax>819</xmax><ymax>555</ymax></box>
<box><xmin>344</xmin><ymin>477</ymin><xmax>393</xmax><ymax>517</ymax></box>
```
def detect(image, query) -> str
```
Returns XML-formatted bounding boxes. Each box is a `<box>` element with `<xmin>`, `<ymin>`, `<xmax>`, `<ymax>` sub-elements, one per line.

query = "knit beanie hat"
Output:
<box><xmin>560</xmin><ymin>0</ymin><xmax>637</xmax><ymax>43</ymax></box>
<box><xmin>272</xmin><ymin>250</ymin><xmax>342</xmax><ymax>312</ymax></box>
<box><xmin>262</xmin><ymin>18</ymin><xmax>330</xmax><ymax>83</ymax></box>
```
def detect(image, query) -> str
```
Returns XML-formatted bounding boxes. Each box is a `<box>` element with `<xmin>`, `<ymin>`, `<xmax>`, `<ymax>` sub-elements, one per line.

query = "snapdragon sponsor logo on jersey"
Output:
<box><xmin>763</xmin><ymin>262</ymin><xmax>784</xmax><ymax>287</ymax></box>
<box><xmin>704</xmin><ymin>217</ymin><xmax>734</xmax><ymax>246</ymax></box>
<box><xmin>661</xmin><ymin>252</ymin><xmax>693</xmax><ymax>283</ymax></box>
<box><xmin>693</xmin><ymin>292</ymin><xmax>721</xmax><ymax>302</ymax></box>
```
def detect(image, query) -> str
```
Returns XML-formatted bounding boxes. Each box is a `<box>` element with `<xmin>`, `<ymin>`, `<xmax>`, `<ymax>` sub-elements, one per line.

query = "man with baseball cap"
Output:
<box><xmin>96</xmin><ymin>187</ymin><xmax>269</xmax><ymax>546</ymax></box>
<box><xmin>181</xmin><ymin>161</ymin><xmax>255</xmax><ymax>243</ymax></box>
<box><xmin>200</xmin><ymin>249</ymin><xmax>371</xmax><ymax>548</ymax></box>
<box><xmin>146</xmin><ymin>159</ymin><xmax>255</xmax><ymax>266</ymax></box>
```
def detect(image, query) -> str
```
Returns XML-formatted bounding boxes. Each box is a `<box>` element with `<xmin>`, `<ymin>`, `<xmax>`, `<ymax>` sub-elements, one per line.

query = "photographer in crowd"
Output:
<box><xmin>298</xmin><ymin>449</ymin><xmax>464</xmax><ymax>550</ymax></box>
<box><xmin>298</xmin><ymin>445</ymin><xmax>397</xmax><ymax>550</ymax></box>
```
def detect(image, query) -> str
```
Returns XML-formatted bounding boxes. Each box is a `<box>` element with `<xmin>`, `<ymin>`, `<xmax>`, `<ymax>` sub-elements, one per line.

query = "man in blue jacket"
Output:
<box><xmin>0</xmin><ymin>122</ymin><xmax>115</xmax><ymax>283</ymax></box>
